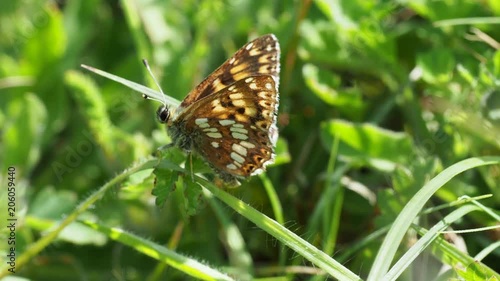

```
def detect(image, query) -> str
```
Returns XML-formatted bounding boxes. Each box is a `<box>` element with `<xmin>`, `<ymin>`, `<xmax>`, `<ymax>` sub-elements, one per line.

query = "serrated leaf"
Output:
<box><xmin>152</xmin><ymin>166</ymin><xmax>178</xmax><ymax>207</ymax></box>
<box><xmin>184</xmin><ymin>178</ymin><xmax>203</xmax><ymax>216</ymax></box>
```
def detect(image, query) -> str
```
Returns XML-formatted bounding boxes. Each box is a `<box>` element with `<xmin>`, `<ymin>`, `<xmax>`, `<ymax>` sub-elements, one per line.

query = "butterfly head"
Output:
<box><xmin>156</xmin><ymin>105</ymin><xmax>171</xmax><ymax>124</ymax></box>
<box><xmin>141</xmin><ymin>59</ymin><xmax>174</xmax><ymax>124</ymax></box>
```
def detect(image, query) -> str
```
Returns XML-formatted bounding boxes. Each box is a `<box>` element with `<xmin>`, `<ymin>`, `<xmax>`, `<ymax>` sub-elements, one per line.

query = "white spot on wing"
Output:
<box><xmin>195</xmin><ymin>118</ymin><xmax>208</xmax><ymax>125</ymax></box>
<box><xmin>219</xmin><ymin>120</ymin><xmax>236</xmax><ymax>126</ymax></box>
<box><xmin>245</xmin><ymin>42</ymin><xmax>254</xmax><ymax>50</ymax></box>
<box><xmin>240</xmin><ymin>141</ymin><xmax>256</xmax><ymax>149</ymax></box>
<box><xmin>231</xmin><ymin>132</ymin><xmax>248</xmax><ymax>140</ymax></box>
<box><xmin>207</xmin><ymin>132</ymin><xmax>223</xmax><ymax>138</ymax></box>
<box><xmin>213</xmin><ymin>78</ymin><xmax>221</xmax><ymax>86</ymax></box>
<box><xmin>211</xmin><ymin>142</ymin><xmax>219</xmax><ymax>148</ymax></box>
<box><xmin>226</xmin><ymin>163</ymin><xmax>237</xmax><ymax>170</ymax></box>
<box><xmin>251</xmin><ymin>168</ymin><xmax>264</xmax><ymax>176</ymax></box>
<box><xmin>230</xmin><ymin>127</ymin><xmax>248</xmax><ymax>134</ymax></box>
<box><xmin>231</xmin><ymin>152</ymin><xmax>245</xmax><ymax>164</ymax></box>
<box><xmin>232</xmin><ymin>143</ymin><xmax>247</xmax><ymax>156</ymax></box>
<box><xmin>203</xmin><ymin>127</ymin><xmax>218</xmax><ymax>132</ymax></box>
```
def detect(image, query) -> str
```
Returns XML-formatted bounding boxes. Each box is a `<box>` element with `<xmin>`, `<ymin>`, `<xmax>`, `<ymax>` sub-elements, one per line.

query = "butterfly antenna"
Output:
<box><xmin>142</xmin><ymin>59</ymin><xmax>168</xmax><ymax>106</ymax></box>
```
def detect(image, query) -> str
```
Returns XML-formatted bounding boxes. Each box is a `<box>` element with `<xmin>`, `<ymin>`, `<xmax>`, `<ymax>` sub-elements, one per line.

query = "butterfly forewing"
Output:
<box><xmin>177</xmin><ymin>34</ymin><xmax>280</xmax><ymax>110</ymax></box>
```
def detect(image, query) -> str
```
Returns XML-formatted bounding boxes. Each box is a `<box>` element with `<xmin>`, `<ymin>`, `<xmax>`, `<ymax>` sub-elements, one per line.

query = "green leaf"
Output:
<box><xmin>386</xmin><ymin>205</ymin><xmax>482</xmax><ymax>280</ymax></box>
<box><xmin>417</xmin><ymin>48</ymin><xmax>455</xmax><ymax>84</ymax></box>
<box><xmin>26</xmin><ymin>216</ymin><xmax>107</xmax><ymax>246</ymax></box>
<box><xmin>481</xmin><ymin>89</ymin><xmax>500</xmax><ymax>125</ymax></box>
<box><xmin>320</xmin><ymin>119</ymin><xmax>413</xmax><ymax>171</ymax></box>
<box><xmin>2</xmin><ymin>93</ymin><xmax>47</xmax><ymax>176</ymax></box>
<box><xmin>273</xmin><ymin>137</ymin><xmax>291</xmax><ymax>166</ymax></box>
<box><xmin>22</xmin><ymin>7</ymin><xmax>66</xmax><ymax>74</ymax></box>
<box><xmin>375</xmin><ymin>189</ymin><xmax>404</xmax><ymax>227</ymax></box>
<box><xmin>152</xmin><ymin>154</ymin><xmax>211</xmax><ymax>215</ymax></box>
<box><xmin>303</xmin><ymin>63</ymin><xmax>364</xmax><ymax>112</ymax></box>
<box><xmin>65</xmin><ymin>70</ymin><xmax>152</xmax><ymax>165</ymax></box>
<box><xmin>80</xmin><ymin>64</ymin><xmax>180</xmax><ymax>108</ymax></box>
<box><xmin>197</xmin><ymin>177</ymin><xmax>362</xmax><ymax>281</ymax></box>
<box><xmin>152</xmin><ymin>165</ymin><xmax>179</xmax><ymax>207</ymax></box>
<box><xmin>367</xmin><ymin>157</ymin><xmax>500</xmax><ymax>281</ymax></box>
<box><xmin>82</xmin><ymin>220</ymin><xmax>234</xmax><ymax>281</ymax></box>
<box><xmin>184</xmin><ymin>177</ymin><xmax>203</xmax><ymax>216</ymax></box>
<box><xmin>28</xmin><ymin>187</ymin><xmax>77</xmax><ymax>219</ymax></box>
<box><xmin>493</xmin><ymin>50</ymin><xmax>500</xmax><ymax>80</ymax></box>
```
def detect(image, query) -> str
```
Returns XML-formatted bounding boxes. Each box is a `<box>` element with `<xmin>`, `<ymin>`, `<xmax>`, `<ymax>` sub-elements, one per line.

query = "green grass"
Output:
<box><xmin>1</xmin><ymin>0</ymin><xmax>499</xmax><ymax>280</ymax></box>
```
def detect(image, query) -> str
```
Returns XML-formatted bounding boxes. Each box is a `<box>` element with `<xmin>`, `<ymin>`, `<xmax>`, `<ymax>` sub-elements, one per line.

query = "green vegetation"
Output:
<box><xmin>1</xmin><ymin>0</ymin><xmax>499</xmax><ymax>280</ymax></box>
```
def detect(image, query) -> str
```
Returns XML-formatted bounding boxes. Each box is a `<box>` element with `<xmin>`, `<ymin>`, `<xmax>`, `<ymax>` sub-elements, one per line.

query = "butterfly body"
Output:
<box><xmin>158</xmin><ymin>34</ymin><xmax>280</xmax><ymax>184</ymax></box>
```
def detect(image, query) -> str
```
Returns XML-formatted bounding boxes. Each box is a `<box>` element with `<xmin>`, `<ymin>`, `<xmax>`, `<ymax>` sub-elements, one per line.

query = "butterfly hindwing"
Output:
<box><xmin>174</xmin><ymin>75</ymin><xmax>278</xmax><ymax>180</ymax></box>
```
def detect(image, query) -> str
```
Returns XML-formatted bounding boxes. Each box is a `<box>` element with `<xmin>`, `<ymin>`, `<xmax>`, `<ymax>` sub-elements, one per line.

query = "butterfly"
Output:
<box><xmin>150</xmin><ymin>34</ymin><xmax>280</xmax><ymax>185</ymax></box>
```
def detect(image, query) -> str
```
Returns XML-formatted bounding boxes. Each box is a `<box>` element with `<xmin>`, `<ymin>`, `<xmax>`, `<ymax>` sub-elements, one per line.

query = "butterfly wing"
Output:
<box><xmin>167</xmin><ymin>34</ymin><xmax>280</xmax><ymax>182</ymax></box>
<box><xmin>177</xmin><ymin>34</ymin><xmax>280</xmax><ymax>110</ymax></box>
<box><xmin>174</xmin><ymin>75</ymin><xmax>279</xmax><ymax>178</ymax></box>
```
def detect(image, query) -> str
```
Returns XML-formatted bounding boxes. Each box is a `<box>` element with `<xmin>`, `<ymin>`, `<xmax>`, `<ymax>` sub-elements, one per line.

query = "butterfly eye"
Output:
<box><xmin>156</xmin><ymin>105</ymin><xmax>170</xmax><ymax>123</ymax></box>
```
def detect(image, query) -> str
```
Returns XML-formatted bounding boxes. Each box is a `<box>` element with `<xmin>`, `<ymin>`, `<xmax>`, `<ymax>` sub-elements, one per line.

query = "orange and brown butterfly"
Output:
<box><xmin>155</xmin><ymin>34</ymin><xmax>280</xmax><ymax>185</ymax></box>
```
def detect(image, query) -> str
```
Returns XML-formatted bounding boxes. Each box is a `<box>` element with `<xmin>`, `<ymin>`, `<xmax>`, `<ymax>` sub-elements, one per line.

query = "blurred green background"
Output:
<box><xmin>0</xmin><ymin>0</ymin><xmax>499</xmax><ymax>280</ymax></box>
